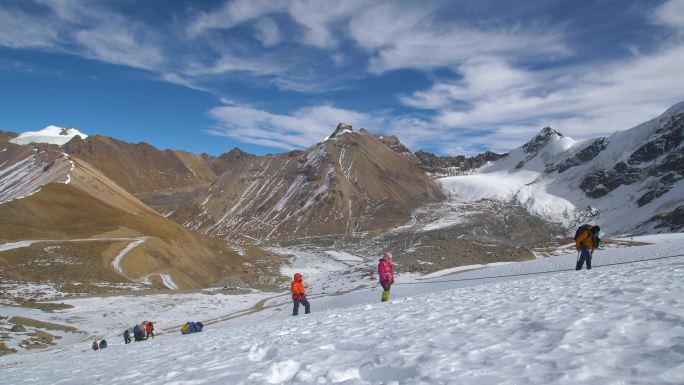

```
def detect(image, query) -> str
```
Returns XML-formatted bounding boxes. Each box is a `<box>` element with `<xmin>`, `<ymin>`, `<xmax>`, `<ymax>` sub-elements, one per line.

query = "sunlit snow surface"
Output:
<box><xmin>1</xmin><ymin>234</ymin><xmax>683</xmax><ymax>384</ymax></box>
<box><xmin>9</xmin><ymin>125</ymin><xmax>88</xmax><ymax>146</ymax></box>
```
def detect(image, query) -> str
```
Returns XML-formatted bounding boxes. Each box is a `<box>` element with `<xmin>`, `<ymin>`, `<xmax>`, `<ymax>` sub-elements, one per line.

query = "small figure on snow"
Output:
<box><xmin>92</xmin><ymin>340</ymin><xmax>99</xmax><ymax>351</ymax></box>
<box><xmin>123</xmin><ymin>329</ymin><xmax>131</xmax><ymax>344</ymax></box>
<box><xmin>575</xmin><ymin>225</ymin><xmax>601</xmax><ymax>270</ymax></box>
<box><xmin>133</xmin><ymin>324</ymin><xmax>146</xmax><ymax>341</ymax></box>
<box><xmin>146</xmin><ymin>321</ymin><xmax>155</xmax><ymax>339</ymax></box>
<box><xmin>378</xmin><ymin>251</ymin><xmax>395</xmax><ymax>302</ymax></box>
<box><xmin>291</xmin><ymin>272</ymin><xmax>311</xmax><ymax>316</ymax></box>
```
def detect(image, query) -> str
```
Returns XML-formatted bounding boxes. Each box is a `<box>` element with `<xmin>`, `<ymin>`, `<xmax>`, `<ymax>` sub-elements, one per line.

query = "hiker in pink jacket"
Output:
<box><xmin>378</xmin><ymin>251</ymin><xmax>394</xmax><ymax>302</ymax></box>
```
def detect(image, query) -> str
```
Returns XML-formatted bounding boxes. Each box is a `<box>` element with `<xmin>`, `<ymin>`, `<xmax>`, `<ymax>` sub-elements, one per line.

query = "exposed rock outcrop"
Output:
<box><xmin>328</xmin><ymin>123</ymin><xmax>354</xmax><ymax>139</ymax></box>
<box><xmin>415</xmin><ymin>150</ymin><xmax>506</xmax><ymax>176</ymax></box>
<box><xmin>516</xmin><ymin>127</ymin><xmax>563</xmax><ymax>169</ymax></box>
<box><xmin>546</xmin><ymin>137</ymin><xmax>607</xmax><ymax>173</ymax></box>
<box><xmin>580</xmin><ymin>113</ymin><xmax>684</xmax><ymax>204</ymax></box>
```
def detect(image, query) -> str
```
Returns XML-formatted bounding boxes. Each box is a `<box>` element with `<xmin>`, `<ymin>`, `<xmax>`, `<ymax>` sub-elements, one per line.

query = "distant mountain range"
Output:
<box><xmin>1</xmin><ymin>101</ymin><xmax>682</xmax><ymax>292</ymax></box>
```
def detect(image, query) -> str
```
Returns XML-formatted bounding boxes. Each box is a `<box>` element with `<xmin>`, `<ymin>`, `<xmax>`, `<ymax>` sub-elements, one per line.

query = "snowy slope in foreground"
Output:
<box><xmin>9</xmin><ymin>125</ymin><xmax>88</xmax><ymax>146</ymax></box>
<box><xmin>2</xmin><ymin>234</ymin><xmax>683</xmax><ymax>384</ymax></box>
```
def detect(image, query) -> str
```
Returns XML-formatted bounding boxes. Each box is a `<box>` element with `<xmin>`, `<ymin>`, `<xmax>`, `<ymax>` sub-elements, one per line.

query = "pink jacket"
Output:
<box><xmin>378</xmin><ymin>259</ymin><xmax>394</xmax><ymax>284</ymax></box>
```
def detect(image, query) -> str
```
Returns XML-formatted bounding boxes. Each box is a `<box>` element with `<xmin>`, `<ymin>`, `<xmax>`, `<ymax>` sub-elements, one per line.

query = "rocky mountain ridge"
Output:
<box><xmin>437</xmin><ymin>101</ymin><xmax>684</xmax><ymax>235</ymax></box>
<box><xmin>375</xmin><ymin>134</ymin><xmax>507</xmax><ymax>177</ymax></box>
<box><xmin>172</xmin><ymin>125</ymin><xmax>446</xmax><ymax>244</ymax></box>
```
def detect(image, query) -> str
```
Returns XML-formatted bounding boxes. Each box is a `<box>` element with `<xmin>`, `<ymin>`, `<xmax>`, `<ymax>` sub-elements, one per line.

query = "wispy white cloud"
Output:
<box><xmin>187</xmin><ymin>0</ymin><xmax>288</xmax><ymax>38</ymax></box>
<box><xmin>0</xmin><ymin>1</ymin><xmax>165</xmax><ymax>71</ymax></box>
<box><xmin>207</xmin><ymin>102</ymin><xmax>385</xmax><ymax>149</ymax></box>
<box><xmin>159</xmin><ymin>72</ymin><xmax>214</xmax><ymax>94</ymax></box>
<box><xmin>652</xmin><ymin>0</ymin><xmax>684</xmax><ymax>32</ymax></box>
<box><xmin>0</xmin><ymin>7</ymin><xmax>60</xmax><ymax>49</ymax></box>
<box><xmin>75</xmin><ymin>24</ymin><xmax>164</xmax><ymax>71</ymax></box>
<box><xmin>183</xmin><ymin>53</ymin><xmax>284</xmax><ymax>77</ymax></box>
<box><xmin>253</xmin><ymin>17</ymin><xmax>282</xmax><ymax>46</ymax></box>
<box><xmin>286</xmin><ymin>0</ymin><xmax>367</xmax><ymax>48</ymax></box>
<box><xmin>400</xmin><ymin>58</ymin><xmax>535</xmax><ymax>110</ymax></box>
<box><xmin>348</xmin><ymin>2</ymin><xmax>569</xmax><ymax>74</ymax></box>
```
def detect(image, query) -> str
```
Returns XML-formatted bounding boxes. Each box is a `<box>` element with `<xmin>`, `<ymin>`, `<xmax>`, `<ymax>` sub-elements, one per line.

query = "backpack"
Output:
<box><xmin>181</xmin><ymin>323</ymin><xmax>189</xmax><ymax>334</ymax></box>
<box><xmin>99</xmin><ymin>340</ymin><xmax>107</xmax><ymax>349</ymax></box>
<box><xmin>574</xmin><ymin>224</ymin><xmax>591</xmax><ymax>241</ymax></box>
<box><xmin>575</xmin><ymin>224</ymin><xmax>601</xmax><ymax>248</ymax></box>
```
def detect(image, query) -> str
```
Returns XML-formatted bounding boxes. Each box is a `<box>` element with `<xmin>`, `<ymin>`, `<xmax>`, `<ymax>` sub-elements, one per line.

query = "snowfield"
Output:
<box><xmin>1</xmin><ymin>234</ymin><xmax>683</xmax><ymax>384</ymax></box>
<box><xmin>9</xmin><ymin>125</ymin><xmax>88</xmax><ymax>146</ymax></box>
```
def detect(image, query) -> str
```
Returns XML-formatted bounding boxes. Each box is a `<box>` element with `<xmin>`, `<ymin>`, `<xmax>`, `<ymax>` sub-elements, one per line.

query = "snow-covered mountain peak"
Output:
<box><xmin>9</xmin><ymin>125</ymin><xmax>88</xmax><ymax>146</ymax></box>
<box><xmin>482</xmin><ymin>126</ymin><xmax>575</xmax><ymax>174</ymax></box>
<box><xmin>522</xmin><ymin>127</ymin><xmax>564</xmax><ymax>154</ymax></box>
<box><xmin>661</xmin><ymin>100</ymin><xmax>684</xmax><ymax>118</ymax></box>
<box><xmin>327</xmin><ymin>122</ymin><xmax>354</xmax><ymax>140</ymax></box>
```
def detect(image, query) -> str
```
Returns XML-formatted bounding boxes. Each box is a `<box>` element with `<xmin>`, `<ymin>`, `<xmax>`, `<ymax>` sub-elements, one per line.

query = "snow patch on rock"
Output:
<box><xmin>10</xmin><ymin>125</ymin><xmax>88</xmax><ymax>146</ymax></box>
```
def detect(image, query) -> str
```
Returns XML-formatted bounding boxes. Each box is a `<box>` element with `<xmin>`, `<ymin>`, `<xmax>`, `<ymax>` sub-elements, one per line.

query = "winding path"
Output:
<box><xmin>110</xmin><ymin>237</ymin><xmax>147</xmax><ymax>278</ymax></box>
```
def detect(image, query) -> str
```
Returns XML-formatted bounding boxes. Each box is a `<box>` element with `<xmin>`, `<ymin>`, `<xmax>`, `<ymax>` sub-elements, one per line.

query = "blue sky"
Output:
<box><xmin>1</xmin><ymin>0</ymin><xmax>683</xmax><ymax>156</ymax></box>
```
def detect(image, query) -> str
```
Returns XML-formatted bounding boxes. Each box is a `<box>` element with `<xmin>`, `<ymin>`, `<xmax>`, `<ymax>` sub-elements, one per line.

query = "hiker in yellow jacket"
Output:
<box><xmin>575</xmin><ymin>225</ymin><xmax>600</xmax><ymax>270</ymax></box>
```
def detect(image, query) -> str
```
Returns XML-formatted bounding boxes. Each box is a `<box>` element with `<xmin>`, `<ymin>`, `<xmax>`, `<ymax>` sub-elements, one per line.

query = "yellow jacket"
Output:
<box><xmin>575</xmin><ymin>228</ymin><xmax>597</xmax><ymax>251</ymax></box>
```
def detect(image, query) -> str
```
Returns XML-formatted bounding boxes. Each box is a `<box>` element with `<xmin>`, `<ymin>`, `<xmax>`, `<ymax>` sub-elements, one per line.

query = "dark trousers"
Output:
<box><xmin>576</xmin><ymin>247</ymin><xmax>592</xmax><ymax>270</ymax></box>
<box><xmin>293</xmin><ymin>297</ymin><xmax>311</xmax><ymax>316</ymax></box>
<box><xmin>124</xmin><ymin>335</ymin><xmax>131</xmax><ymax>344</ymax></box>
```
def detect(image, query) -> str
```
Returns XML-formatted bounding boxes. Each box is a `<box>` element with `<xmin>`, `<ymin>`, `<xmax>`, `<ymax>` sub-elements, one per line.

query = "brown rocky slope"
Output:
<box><xmin>0</xmin><ymin>145</ymin><xmax>258</xmax><ymax>292</ymax></box>
<box><xmin>172</xmin><ymin>124</ymin><xmax>446</xmax><ymax>245</ymax></box>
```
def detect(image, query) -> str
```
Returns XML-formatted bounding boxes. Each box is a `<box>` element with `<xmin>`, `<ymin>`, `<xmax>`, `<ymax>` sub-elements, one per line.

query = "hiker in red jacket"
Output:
<box><xmin>378</xmin><ymin>251</ymin><xmax>395</xmax><ymax>302</ymax></box>
<box><xmin>290</xmin><ymin>272</ymin><xmax>310</xmax><ymax>316</ymax></box>
<box><xmin>146</xmin><ymin>322</ymin><xmax>154</xmax><ymax>339</ymax></box>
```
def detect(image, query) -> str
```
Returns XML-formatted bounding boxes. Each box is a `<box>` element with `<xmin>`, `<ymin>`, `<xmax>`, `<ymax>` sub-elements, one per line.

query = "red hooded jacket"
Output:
<box><xmin>291</xmin><ymin>273</ymin><xmax>306</xmax><ymax>300</ymax></box>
